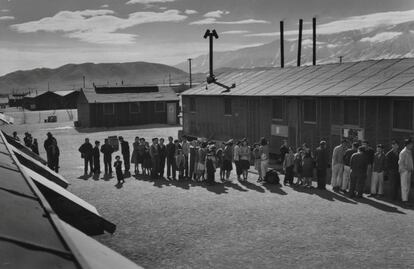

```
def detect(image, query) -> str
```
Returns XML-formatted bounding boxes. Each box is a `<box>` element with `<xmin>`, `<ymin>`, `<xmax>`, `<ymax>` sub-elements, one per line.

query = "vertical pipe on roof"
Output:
<box><xmin>280</xmin><ymin>21</ymin><xmax>284</xmax><ymax>68</ymax></box>
<box><xmin>313</xmin><ymin>17</ymin><xmax>316</xmax><ymax>66</ymax></box>
<box><xmin>188</xmin><ymin>58</ymin><xmax>192</xmax><ymax>88</ymax></box>
<box><xmin>297</xmin><ymin>19</ymin><xmax>303</xmax><ymax>67</ymax></box>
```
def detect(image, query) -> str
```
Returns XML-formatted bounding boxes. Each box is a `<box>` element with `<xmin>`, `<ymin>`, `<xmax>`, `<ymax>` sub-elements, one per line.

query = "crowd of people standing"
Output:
<box><xmin>281</xmin><ymin>138</ymin><xmax>413</xmax><ymax>207</ymax></box>
<box><xmin>11</xmin><ymin>129</ymin><xmax>413</xmax><ymax>207</ymax></box>
<box><xmin>77</xmin><ymin>135</ymin><xmax>271</xmax><ymax>186</ymax></box>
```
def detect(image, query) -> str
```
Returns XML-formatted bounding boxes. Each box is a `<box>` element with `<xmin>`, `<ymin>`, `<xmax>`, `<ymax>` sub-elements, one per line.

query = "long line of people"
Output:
<box><xmin>77</xmin><ymin>135</ymin><xmax>271</xmax><ymax>186</ymax></box>
<box><xmin>11</xmin><ymin>130</ymin><xmax>413</xmax><ymax>207</ymax></box>
<box><xmin>281</xmin><ymin>138</ymin><xmax>413</xmax><ymax>207</ymax></box>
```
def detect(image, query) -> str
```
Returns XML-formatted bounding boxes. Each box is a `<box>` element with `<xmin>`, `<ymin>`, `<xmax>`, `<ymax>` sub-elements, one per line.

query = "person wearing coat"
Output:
<box><xmin>119</xmin><ymin>136</ymin><xmax>130</xmax><ymax>174</ymax></box>
<box><xmin>315</xmin><ymin>141</ymin><xmax>329</xmax><ymax>190</ymax></box>
<box><xmin>79</xmin><ymin>138</ymin><xmax>94</xmax><ymax>175</ymax></box>
<box><xmin>101</xmin><ymin>139</ymin><xmax>114</xmax><ymax>175</ymax></box>
<box><xmin>93</xmin><ymin>141</ymin><xmax>101</xmax><ymax>175</ymax></box>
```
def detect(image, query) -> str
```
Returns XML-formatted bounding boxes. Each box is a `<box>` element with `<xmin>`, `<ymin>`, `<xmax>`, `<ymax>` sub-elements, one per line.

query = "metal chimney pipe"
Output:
<box><xmin>297</xmin><ymin>19</ymin><xmax>303</xmax><ymax>67</ymax></box>
<box><xmin>83</xmin><ymin>75</ymin><xmax>85</xmax><ymax>88</ymax></box>
<box><xmin>188</xmin><ymin>58</ymin><xmax>192</xmax><ymax>88</ymax></box>
<box><xmin>313</xmin><ymin>17</ymin><xmax>316</xmax><ymax>66</ymax></box>
<box><xmin>280</xmin><ymin>21</ymin><xmax>284</xmax><ymax>68</ymax></box>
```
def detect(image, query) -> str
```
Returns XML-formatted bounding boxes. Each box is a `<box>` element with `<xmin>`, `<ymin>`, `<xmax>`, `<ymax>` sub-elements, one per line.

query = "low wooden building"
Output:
<box><xmin>181</xmin><ymin>58</ymin><xmax>414</xmax><ymax>155</ymax></box>
<box><xmin>77</xmin><ymin>85</ymin><xmax>179</xmax><ymax>127</ymax></box>
<box><xmin>22</xmin><ymin>90</ymin><xmax>80</xmax><ymax>110</ymax></box>
<box><xmin>55</xmin><ymin>90</ymin><xmax>80</xmax><ymax>109</ymax></box>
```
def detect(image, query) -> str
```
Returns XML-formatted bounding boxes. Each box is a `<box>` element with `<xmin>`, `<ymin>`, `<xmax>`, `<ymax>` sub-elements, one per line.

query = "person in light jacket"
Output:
<box><xmin>369</xmin><ymin>144</ymin><xmax>386</xmax><ymax>197</ymax></box>
<box><xmin>398</xmin><ymin>138</ymin><xmax>413</xmax><ymax>207</ymax></box>
<box><xmin>331</xmin><ymin>139</ymin><xmax>347</xmax><ymax>191</ymax></box>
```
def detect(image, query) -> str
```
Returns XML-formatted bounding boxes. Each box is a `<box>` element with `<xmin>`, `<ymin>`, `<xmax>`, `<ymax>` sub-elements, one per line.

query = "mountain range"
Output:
<box><xmin>175</xmin><ymin>21</ymin><xmax>414</xmax><ymax>73</ymax></box>
<box><xmin>2</xmin><ymin>21</ymin><xmax>414</xmax><ymax>94</ymax></box>
<box><xmin>0</xmin><ymin>62</ymin><xmax>197</xmax><ymax>94</ymax></box>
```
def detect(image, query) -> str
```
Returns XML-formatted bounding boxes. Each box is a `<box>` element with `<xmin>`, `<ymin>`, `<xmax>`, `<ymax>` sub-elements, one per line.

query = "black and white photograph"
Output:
<box><xmin>1</xmin><ymin>0</ymin><xmax>414</xmax><ymax>268</ymax></box>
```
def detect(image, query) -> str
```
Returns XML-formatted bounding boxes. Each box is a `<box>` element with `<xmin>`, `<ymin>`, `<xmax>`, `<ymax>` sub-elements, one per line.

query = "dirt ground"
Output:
<box><xmin>3</xmin><ymin>119</ymin><xmax>414</xmax><ymax>269</ymax></box>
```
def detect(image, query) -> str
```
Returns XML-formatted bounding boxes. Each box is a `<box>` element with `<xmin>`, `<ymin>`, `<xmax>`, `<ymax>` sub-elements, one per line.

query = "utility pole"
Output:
<box><xmin>83</xmin><ymin>75</ymin><xmax>86</xmax><ymax>88</ymax></box>
<box><xmin>168</xmin><ymin>73</ymin><xmax>171</xmax><ymax>87</ymax></box>
<box><xmin>188</xmin><ymin>58</ymin><xmax>192</xmax><ymax>88</ymax></box>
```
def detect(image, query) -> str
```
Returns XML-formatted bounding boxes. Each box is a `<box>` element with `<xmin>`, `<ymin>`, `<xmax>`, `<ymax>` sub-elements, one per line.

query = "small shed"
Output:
<box><xmin>77</xmin><ymin>85</ymin><xmax>179</xmax><ymax>127</ymax></box>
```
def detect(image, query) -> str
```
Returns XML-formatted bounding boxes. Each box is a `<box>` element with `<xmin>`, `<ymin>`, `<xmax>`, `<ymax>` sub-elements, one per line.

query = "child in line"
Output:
<box><xmin>114</xmin><ymin>155</ymin><xmax>124</xmax><ymax>184</ymax></box>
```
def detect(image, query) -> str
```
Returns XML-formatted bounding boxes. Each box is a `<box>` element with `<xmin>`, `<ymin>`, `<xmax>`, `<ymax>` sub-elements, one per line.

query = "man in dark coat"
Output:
<box><xmin>44</xmin><ymin>132</ymin><xmax>57</xmax><ymax>168</ymax></box>
<box><xmin>315</xmin><ymin>140</ymin><xmax>329</xmax><ymax>190</ymax></box>
<box><xmin>166</xmin><ymin>136</ymin><xmax>176</xmax><ymax>179</ymax></box>
<box><xmin>79</xmin><ymin>138</ymin><xmax>94</xmax><ymax>175</ymax></box>
<box><xmin>386</xmin><ymin>140</ymin><xmax>400</xmax><ymax>201</ymax></box>
<box><xmin>158</xmin><ymin>138</ymin><xmax>167</xmax><ymax>178</ymax></box>
<box><xmin>93</xmin><ymin>141</ymin><xmax>101</xmax><ymax>175</ymax></box>
<box><xmin>101</xmin><ymin>139</ymin><xmax>114</xmax><ymax>174</ymax></box>
<box><xmin>349</xmin><ymin>146</ymin><xmax>369</xmax><ymax>198</ymax></box>
<box><xmin>280</xmin><ymin>140</ymin><xmax>289</xmax><ymax>164</ymax></box>
<box><xmin>149</xmin><ymin>138</ymin><xmax>160</xmax><ymax>179</ymax></box>
<box><xmin>118</xmin><ymin>136</ymin><xmax>130</xmax><ymax>174</ymax></box>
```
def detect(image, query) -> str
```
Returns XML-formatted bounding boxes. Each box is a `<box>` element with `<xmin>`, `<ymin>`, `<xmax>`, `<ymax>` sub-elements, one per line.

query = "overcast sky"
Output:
<box><xmin>1</xmin><ymin>0</ymin><xmax>414</xmax><ymax>75</ymax></box>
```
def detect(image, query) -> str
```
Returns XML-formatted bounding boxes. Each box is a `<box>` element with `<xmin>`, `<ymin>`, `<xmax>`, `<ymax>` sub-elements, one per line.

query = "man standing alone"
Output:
<box><xmin>398</xmin><ymin>138</ymin><xmax>413</xmax><ymax>207</ymax></box>
<box><xmin>331</xmin><ymin>139</ymin><xmax>347</xmax><ymax>191</ymax></box>
<box><xmin>79</xmin><ymin>138</ymin><xmax>93</xmax><ymax>175</ymax></box>
<box><xmin>119</xmin><ymin>136</ymin><xmax>130</xmax><ymax>174</ymax></box>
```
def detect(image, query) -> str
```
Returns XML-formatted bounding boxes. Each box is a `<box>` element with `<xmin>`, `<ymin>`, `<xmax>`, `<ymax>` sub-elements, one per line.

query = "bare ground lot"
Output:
<box><xmin>2</xmin><ymin>119</ymin><xmax>414</xmax><ymax>269</ymax></box>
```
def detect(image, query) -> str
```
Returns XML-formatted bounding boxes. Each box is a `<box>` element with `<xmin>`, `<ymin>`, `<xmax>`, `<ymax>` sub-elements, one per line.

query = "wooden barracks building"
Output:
<box><xmin>77</xmin><ymin>85</ymin><xmax>179</xmax><ymax>127</ymax></box>
<box><xmin>181</xmin><ymin>58</ymin><xmax>414</xmax><ymax>155</ymax></box>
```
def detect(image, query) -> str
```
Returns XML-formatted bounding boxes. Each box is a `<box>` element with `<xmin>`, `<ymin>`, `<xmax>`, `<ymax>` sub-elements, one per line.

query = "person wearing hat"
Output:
<box><xmin>101</xmin><ymin>138</ymin><xmax>114</xmax><ymax>175</ymax></box>
<box><xmin>79</xmin><ymin>138</ymin><xmax>94</xmax><ymax>176</ymax></box>
<box><xmin>93</xmin><ymin>140</ymin><xmax>101</xmax><ymax>175</ymax></box>
<box><xmin>222</xmin><ymin>140</ymin><xmax>234</xmax><ymax>181</ymax></box>
<box><xmin>315</xmin><ymin>140</ymin><xmax>329</xmax><ymax>190</ymax></box>
<box><xmin>398</xmin><ymin>138</ymin><xmax>413</xmax><ymax>207</ymax></box>
<box><xmin>44</xmin><ymin>132</ymin><xmax>56</xmax><ymax>167</ymax></box>
<box><xmin>369</xmin><ymin>144</ymin><xmax>386</xmax><ymax>197</ymax></box>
